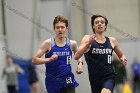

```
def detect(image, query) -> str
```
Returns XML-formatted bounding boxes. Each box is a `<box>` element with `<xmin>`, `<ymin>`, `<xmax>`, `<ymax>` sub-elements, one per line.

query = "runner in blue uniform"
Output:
<box><xmin>32</xmin><ymin>15</ymin><xmax>83</xmax><ymax>93</ymax></box>
<box><xmin>75</xmin><ymin>14</ymin><xmax>127</xmax><ymax>93</ymax></box>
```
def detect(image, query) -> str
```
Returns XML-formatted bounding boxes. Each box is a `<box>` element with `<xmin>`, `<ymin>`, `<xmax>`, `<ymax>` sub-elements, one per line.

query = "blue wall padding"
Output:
<box><xmin>13</xmin><ymin>58</ymin><xmax>31</xmax><ymax>93</ymax></box>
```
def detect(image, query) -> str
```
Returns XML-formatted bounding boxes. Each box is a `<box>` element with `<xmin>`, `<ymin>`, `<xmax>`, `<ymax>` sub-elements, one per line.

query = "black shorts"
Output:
<box><xmin>60</xmin><ymin>86</ymin><xmax>75</xmax><ymax>93</ymax></box>
<box><xmin>90</xmin><ymin>78</ymin><xmax>115</xmax><ymax>93</ymax></box>
<box><xmin>28</xmin><ymin>64</ymin><xmax>38</xmax><ymax>85</ymax></box>
<box><xmin>7</xmin><ymin>85</ymin><xmax>17</xmax><ymax>93</ymax></box>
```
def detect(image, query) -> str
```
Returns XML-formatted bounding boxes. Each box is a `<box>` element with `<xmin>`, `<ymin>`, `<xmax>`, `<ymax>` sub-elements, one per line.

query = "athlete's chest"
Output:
<box><xmin>91</xmin><ymin>42</ymin><xmax>113</xmax><ymax>55</ymax></box>
<box><xmin>51</xmin><ymin>45</ymin><xmax>72</xmax><ymax>56</ymax></box>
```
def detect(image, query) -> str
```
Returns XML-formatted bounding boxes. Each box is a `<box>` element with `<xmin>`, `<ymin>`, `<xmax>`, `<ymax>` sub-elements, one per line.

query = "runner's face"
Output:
<box><xmin>93</xmin><ymin>17</ymin><xmax>106</xmax><ymax>33</ymax></box>
<box><xmin>54</xmin><ymin>22</ymin><xmax>68</xmax><ymax>38</ymax></box>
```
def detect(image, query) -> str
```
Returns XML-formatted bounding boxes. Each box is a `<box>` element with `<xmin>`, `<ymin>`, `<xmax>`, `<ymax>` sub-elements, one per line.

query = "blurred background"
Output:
<box><xmin>0</xmin><ymin>0</ymin><xmax>140</xmax><ymax>93</ymax></box>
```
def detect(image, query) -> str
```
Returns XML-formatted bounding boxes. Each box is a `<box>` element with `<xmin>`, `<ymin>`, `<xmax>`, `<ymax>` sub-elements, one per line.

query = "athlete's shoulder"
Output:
<box><xmin>108</xmin><ymin>37</ymin><xmax>118</xmax><ymax>48</ymax></box>
<box><xmin>40</xmin><ymin>38</ymin><xmax>51</xmax><ymax>49</ymax></box>
<box><xmin>108</xmin><ymin>37</ymin><xmax>117</xmax><ymax>42</ymax></box>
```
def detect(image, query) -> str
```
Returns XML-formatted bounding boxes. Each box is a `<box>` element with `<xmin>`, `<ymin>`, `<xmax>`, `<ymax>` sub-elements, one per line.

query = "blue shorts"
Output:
<box><xmin>45</xmin><ymin>73</ymin><xmax>79</xmax><ymax>93</ymax></box>
<box><xmin>90</xmin><ymin>78</ymin><xmax>115</xmax><ymax>93</ymax></box>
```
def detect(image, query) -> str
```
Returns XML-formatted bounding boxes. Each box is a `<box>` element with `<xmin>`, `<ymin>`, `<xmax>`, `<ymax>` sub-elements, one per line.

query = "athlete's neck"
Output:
<box><xmin>95</xmin><ymin>34</ymin><xmax>106</xmax><ymax>44</ymax></box>
<box><xmin>95</xmin><ymin>34</ymin><xmax>105</xmax><ymax>40</ymax></box>
<box><xmin>54</xmin><ymin>36</ymin><xmax>66</xmax><ymax>45</ymax></box>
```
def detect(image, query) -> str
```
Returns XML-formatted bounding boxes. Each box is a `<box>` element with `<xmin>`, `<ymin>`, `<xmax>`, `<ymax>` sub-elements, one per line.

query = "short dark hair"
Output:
<box><xmin>53</xmin><ymin>15</ymin><xmax>68</xmax><ymax>29</ymax></box>
<box><xmin>91</xmin><ymin>14</ymin><xmax>108</xmax><ymax>33</ymax></box>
